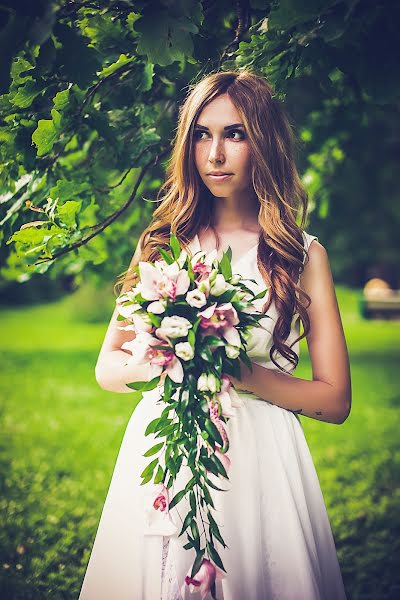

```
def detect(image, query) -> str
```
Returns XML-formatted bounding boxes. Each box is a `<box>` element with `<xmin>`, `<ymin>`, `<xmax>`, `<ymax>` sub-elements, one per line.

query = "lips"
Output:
<box><xmin>207</xmin><ymin>173</ymin><xmax>233</xmax><ymax>181</ymax></box>
<box><xmin>208</xmin><ymin>172</ymin><xmax>232</xmax><ymax>176</ymax></box>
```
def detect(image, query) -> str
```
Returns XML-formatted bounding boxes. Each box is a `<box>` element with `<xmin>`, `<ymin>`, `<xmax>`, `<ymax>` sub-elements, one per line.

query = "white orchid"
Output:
<box><xmin>210</xmin><ymin>273</ymin><xmax>230</xmax><ymax>296</ymax></box>
<box><xmin>197</xmin><ymin>372</ymin><xmax>219</xmax><ymax>394</ymax></box>
<box><xmin>186</xmin><ymin>288</ymin><xmax>207</xmax><ymax>308</ymax></box>
<box><xmin>175</xmin><ymin>341</ymin><xmax>194</xmax><ymax>361</ymax></box>
<box><xmin>147</xmin><ymin>299</ymin><xmax>167</xmax><ymax>314</ymax></box>
<box><xmin>156</xmin><ymin>315</ymin><xmax>193</xmax><ymax>340</ymax></box>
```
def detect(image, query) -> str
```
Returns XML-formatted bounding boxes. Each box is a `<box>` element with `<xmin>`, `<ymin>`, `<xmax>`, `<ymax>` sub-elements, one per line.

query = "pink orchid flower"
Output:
<box><xmin>192</xmin><ymin>259</ymin><xmax>213</xmax><ymax>281</ymax></box>
<box><xmin>121</xmin><ymin>331</ymin><xmax>184</xmax><ymax>383</ymax></box>
<box><xmin>153</xmin><ymin>485</ymin><xmax>168</xmax><ymax>511</ymax></box>
<box><xmin>139</xmin><ymin>261</ymin><xmax>190</xmax><ymax>302</ymax></box>
<box><xmin>143</xmin><ymin>483</ymin><xmax>178</xmax><ymax>536</ymax></box>
<box><xmin>198</xmin><ymin>302</ymin><xmax>241</xmax><ymax>347</ymax></box>
<box><xmin>208</xmin><ymin>401</ymin><xmax>230</xmax><ymax>455</ymax></box>
<box><xmin>182</xmin><ymin>558</ymin><xmax>226</xmax><ymax>600</ymax></box>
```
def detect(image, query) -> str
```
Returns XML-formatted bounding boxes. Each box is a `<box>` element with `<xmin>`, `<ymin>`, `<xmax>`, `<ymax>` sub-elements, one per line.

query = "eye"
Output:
<box><xmin>193</xmin><ymin>130</ymin><xmax>207</xmax><ymax>140</ymax></box>
<box><xmin>193</xmin><ymin>129</ymin><xmax>245</xmax><ymax>141</ymax></box>
<box><xmin>229</xmin><ymin>129</ymin><xmax>245</xmax><ymax>140</ymax></box>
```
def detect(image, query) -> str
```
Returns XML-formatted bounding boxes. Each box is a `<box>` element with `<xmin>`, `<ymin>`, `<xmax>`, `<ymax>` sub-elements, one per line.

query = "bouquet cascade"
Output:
<box><xmin>116</xmin><ymin>233</ymin><xmax>269</xmax><ymax>599</ymax></box>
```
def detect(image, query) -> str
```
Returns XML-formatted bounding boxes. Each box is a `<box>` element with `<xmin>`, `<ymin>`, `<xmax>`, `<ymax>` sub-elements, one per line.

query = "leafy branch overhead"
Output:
<box><xmin>0</xmin><ymin>0</ymin><xmax>398</xmax><ymax>285</ymax></box>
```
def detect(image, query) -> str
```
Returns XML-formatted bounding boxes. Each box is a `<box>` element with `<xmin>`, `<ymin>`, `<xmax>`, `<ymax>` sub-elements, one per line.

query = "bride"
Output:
<box><xmin>78</xmin><ymin>68</ymin><xmax>350</xmax><ymax>600</ymax></box>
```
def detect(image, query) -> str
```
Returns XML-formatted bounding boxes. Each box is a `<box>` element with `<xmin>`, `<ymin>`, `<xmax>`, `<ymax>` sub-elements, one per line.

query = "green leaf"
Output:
<box><xmin>219</xmin><ymin>248</ymin><xmax>232</xmax><ymax>280</ymax></box>
<box><xmin>180</xmin><ymin>389</ymin><xmax>190</xmax><ymax>411</ymax></box>
<box><xmin>202</xmin><ymin>483</ymin><xmax>215</xmax><ymax>509</ymax></box>
<box><xmin>32</xmin><ymin>119</ymin><xmax>57</xmax><ymax>156</ymax></box>
<box><xmin>206</xmin><ymin>540</ymin><xmax>226</xmax><ymax>572</ymax></box>
<box><xmin>166</xmin><ymin>455</ymin><xmax>176</xmax><ymax>477</ymax></box>
<box><xmin>158</xmin><ymin>247</ymin><xmax>174</xmax><ymax>264</ymax></box>
<box><xmin>202</xmin><ymin>456</ymin><xmax>219</xmax><ymax>478</ymax></box>
<box><xmin>178</xmin><ymin>510</ymin><xmax>194</xmax><ymax>537</ymax></box>
<box><xmin>49</xmin><ymin>179</ymin><xmax>90</xmax><ymax>202</ymax></box>
<box><xmin>204</xmin><ymin>419</ymin><xmax>223</xmax><ymax>447</ymax></box>
<box><xmin>50</xmin><ymin>108</ymin><xmax>61</xmax><ymax>130</ymax></box>
<box><xmin>154</xmin><ymin>464</ymin><xmax>164</xmax><ymax>484</ymax></box>
<box><xmin>253</xmin><ymin>287</ymin><xmax>270</xmax><ymax>300</ymax></box>
<box><xmin>139</xmin><ymin>62</ymin><xmax>154</xmax><ymax>92</ymax></box>
<box><xmin>201</xmin><ymin>335</ymin><xmax>225</xmax><ymax>347</ymax></box>
<box><xmin>183</xmin><ymin>534</ymin><xmax>196</xmax><ymax>550</ymax></box>
<box><xmin>134</xmin><ymin>8</ymin><xmax>198</xmax><ymax>67</ymax></box>
<box><xmin>163</xmin><ymin>375</ymin><xmax>173</xmax><ymax>402</ymax></box>
<box><xmin>126</xmin><ymin>376</ymin><xmax>160</xmax><ymax>391</ymax></box>
<box><xmin>208</xmin><ymin>510</ymin><xmax>227</xmax><ymax>547</ymax></box>
<box><xmin>268</xmin><ymin>0</ymin><xmax>340</xmax><ymax>31</ymax></box>
<box><xmin>12</xmin><ymin>55</ymin><xmax>34</xmax><ymax>79</ymax></box>
<box><xmin>56</xmin><ymin>200</ymin><xmax>82</xmax><ymax>229</ymax></box>
<box><xmin>190</xmin><ymin>518</ymin><xmax>199</xmax><ymax>539</ymax></box>
<box><xmin>53</xmin><ymin>88</ymin><xmax>70</xmax><ymax>111</ymax></box>
<box><xmin>199</xmin><ymin>346</ymin><xmax>213</xmax><ymax>362</ymax></box>
<box><xmin>99</xmin><ymin>53</ymin><xmax>134</xmax><ymax>78</ymax></box>
<box><xmin>239</xmin><ymin>350</ymin><xmax>253</xmax><ymax>372</ymax></box>
<box><xmin>189</xmin><ymin>490</ymin><xmax>197</xmax><ymax>514</ymax></box>
<box><xmin>168</xmin><ymin>488</ymin><xmax>186</xmax><ymax>509</ymax></box>
<box><xmin>140</xmin><ymin>472</ymin><xmax>154</xmax><ymax>485</ymax></box>
<box><xmin>143</xmin><ymin>441</ymin><xmax>164</xmax><ymax>457</ymax></box>
<box><xmin>188</xmin><ymin>328</ymin><xmax>196</xmax><ymax>349</ymax></box>
<box><xmin>144</xmin><ymin>417</ymin><xmax>162</xmax><ymax>436</ymax></box>
<box><xmin>170</xmin><ymin>232</ymin><xmax>181</xmax><ymax>259</ymax></box>
<box><xmin>156</xmin><ymin>422</ymin><xmax>177</xmax><ymax>439</ymax></box>
<box><xmin>209</xmin><ymin>452</ymin><xmax>228</xmax><ymax>479</ymax></box>
<box><xmin>140</xmin><ymin>457</ymin><xmax>159</xmax><ymax>479</ymax></box>
<box><xmin>185</xmin><ymin>476</ymin><xmax>197</xmax><ymax>493</ymax></box>
<box><xmin>11</xmin><ymin>79</ymin><xmax>42</xmax><ymax>108</ymax></box>
<box><xmin>190</xmin><ymin>520</ymin><xmax>200</xmax><ymax>551</ymax></box>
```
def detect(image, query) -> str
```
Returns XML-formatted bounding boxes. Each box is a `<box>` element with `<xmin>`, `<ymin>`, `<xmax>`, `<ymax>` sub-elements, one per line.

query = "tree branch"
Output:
<box><xmin>218</xmin><ymin>0</ymin><xmax>251</xmax><ymax>69</ymax></box>
<box><xmin>33</xmin><ymin>145</ymin><xmax>171</xmax><ymax>264</ymax></box>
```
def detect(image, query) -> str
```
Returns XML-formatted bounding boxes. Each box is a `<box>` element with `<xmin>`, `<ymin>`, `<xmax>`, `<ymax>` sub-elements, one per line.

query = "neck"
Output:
<box><xmin>210</xmin><ymin>192</ymin><xmax>260</xmax><ymax>232</ymax></box>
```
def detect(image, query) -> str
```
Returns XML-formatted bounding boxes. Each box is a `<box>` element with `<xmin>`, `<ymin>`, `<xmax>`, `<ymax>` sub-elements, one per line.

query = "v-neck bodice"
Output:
<box><xmin>192</xmin><ymin>233</ymin><xmax>259</xmax><ymax>270</ymax></box>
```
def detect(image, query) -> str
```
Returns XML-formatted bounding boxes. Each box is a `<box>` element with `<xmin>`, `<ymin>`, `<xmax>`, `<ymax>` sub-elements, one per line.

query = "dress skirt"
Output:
<box><xmin>78</xmin><ymin>386</ymin><xmax>347</xmax><ymax>600</ymax></box>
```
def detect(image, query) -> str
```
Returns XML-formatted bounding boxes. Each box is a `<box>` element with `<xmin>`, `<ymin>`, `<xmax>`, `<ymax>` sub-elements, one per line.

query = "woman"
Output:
<box><xmin>79</xmin><ymin>69</ymin><xmax>351</xmax><ymax>600</ymax></box>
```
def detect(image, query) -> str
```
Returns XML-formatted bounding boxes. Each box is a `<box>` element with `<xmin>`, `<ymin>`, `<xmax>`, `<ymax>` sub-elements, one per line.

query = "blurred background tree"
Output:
<box><xmin>0</xmin><ymin>0</ymin><xmax>399</xmax><ymax>306</ymax></box>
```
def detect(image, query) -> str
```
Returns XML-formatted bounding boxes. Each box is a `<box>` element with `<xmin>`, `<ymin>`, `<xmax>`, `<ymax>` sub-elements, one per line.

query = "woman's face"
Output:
<box><xmin>193</xmin><ymin>93</ymin><xmax>253</xmax><ymax>199</ymax></box>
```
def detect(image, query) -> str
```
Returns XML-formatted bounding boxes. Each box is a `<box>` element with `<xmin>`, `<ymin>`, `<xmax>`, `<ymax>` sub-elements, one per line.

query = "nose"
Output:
<box><xmin>208</xmin><ymin>136</ymin><xmax>225</xmax><ymax>164</ymax></box>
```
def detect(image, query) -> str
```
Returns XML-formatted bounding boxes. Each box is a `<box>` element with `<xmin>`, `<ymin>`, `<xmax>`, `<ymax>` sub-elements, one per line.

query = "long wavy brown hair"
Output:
<box><xmin>115</xmin><ymin>68</ymin><xmax>314</xmax><ymax>373</ymax></box>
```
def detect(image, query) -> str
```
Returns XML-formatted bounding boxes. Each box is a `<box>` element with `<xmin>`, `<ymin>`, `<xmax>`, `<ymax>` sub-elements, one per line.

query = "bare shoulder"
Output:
<box><xmin>299</xmin><ymin>239</ymin><xmax>337</xmax><ymax>324</ymax></box>
<box><xmin>299</xmin><ymin>239</ymin><xmax>331</xmax><ymax>296</ymax></box>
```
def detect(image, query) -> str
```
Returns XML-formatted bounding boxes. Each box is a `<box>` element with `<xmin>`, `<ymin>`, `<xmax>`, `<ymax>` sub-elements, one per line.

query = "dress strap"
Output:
<box><xmin>302</xmin><ymin>231</ymin><xmax>319</xmax><ymax>264</ymax></box>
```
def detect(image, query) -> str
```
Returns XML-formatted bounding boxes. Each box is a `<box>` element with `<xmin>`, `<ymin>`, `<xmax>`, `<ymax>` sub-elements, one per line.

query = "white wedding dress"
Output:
<box><xmin>78</xmin><ymin>230</ymin><xmax>347</xmax><ymax>600</ymax></box>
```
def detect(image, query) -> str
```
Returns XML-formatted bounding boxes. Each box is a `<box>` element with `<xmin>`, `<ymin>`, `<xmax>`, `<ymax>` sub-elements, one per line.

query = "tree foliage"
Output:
<box><xmin>0</xmin><ymin>0</ymin><xmax>398</xmax><ymax>293</ymax></box>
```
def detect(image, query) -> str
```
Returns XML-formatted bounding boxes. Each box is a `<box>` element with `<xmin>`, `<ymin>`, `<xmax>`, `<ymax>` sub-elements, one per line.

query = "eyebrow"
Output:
<box><xmin>194</xmin><ymin>123</ymin><xmax>245</xmax><ymax>131</ymax></box>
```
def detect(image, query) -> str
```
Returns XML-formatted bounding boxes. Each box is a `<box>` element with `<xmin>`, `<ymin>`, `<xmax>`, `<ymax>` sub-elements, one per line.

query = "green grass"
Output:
<box><xmin>0</xmin><ymin>285</ymin><xmax>399</xmax><ymax>599</ymax></box>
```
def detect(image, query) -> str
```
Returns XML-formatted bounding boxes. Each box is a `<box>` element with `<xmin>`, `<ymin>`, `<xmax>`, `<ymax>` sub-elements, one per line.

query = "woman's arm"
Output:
<box><xmin>95</xmin><ymin>240</ymin><xmax>152</xmax><ymax>393</ymax></box>
<box><xmin>230</xmin><ymin>241</ymin><xmax>352</xmax><ymax>425</ymax></box>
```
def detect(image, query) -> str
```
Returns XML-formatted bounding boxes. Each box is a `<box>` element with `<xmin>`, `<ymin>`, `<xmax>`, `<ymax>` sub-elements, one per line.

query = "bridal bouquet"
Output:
<box><xmin>116</xmin><ymin>234</ymin><xmax>268</xmax><ymax>599</ymax></box>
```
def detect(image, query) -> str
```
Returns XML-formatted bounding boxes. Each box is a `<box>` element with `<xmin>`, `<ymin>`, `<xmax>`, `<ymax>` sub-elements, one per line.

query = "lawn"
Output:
<box><xmin>0</xmin><ymin>285</ymin><xmax>399</xmax><ymax>599</ymax></box>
